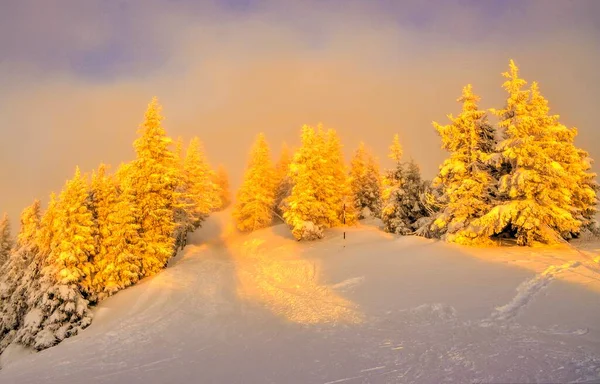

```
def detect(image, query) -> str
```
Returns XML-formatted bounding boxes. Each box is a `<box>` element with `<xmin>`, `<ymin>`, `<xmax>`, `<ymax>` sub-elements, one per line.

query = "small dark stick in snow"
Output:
<box><xmin>343</xmin><ymin>203</ymin><xmax>346</xmax><ymax>242</ymax></box>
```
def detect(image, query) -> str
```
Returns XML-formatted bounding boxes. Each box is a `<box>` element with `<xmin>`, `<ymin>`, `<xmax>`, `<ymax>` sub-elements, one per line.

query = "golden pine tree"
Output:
<box><xmin>232</xmin><ymin>133</ymin><xmax>277</xmax><ymax>232</ymax></box>
<box><xmin>284</xmin><ymin>125</ymin><xmax>327</xmax><ymax>239</ymax></box>
<box><xmin>36</xmin><ymin>193</ymin><xmax>58</xmax><ymax>256</ymax></box>
<box><xmin>323</xmin><ymin>129</ymin><xmax>357</xmax><ymax>226</ymax></box>
<box><xmin>184</xmin><ymin>137</ymin><xmax>220</xmax><ymax>221</ymax></box>
<box><xmin>17</xmin><ymin>181</ymin><xmax>94</xmax><ymax>351</ymax></box>
<box><xmin>283</xmin><ymin>124</ymin><xmax>355</xmax><ymax>240</ymax></box>
<box><xmin>213</xmin><ymin>164</ymin><xmax>231</xmax><ymax>211</ymax></box>
<box><xmin>89</xmin><ymin>164</ymin><xmax>142</xmax><ymax>300</ymax></box>
<box><xmin>121</xmin><ymin>97</ymin><xmax>179</xmax><ymax>276</ymax></box>
<box><xmin>477</xmin><ymin>60</ymin><xmax>598</xmax><ymax>245</ymax></box>
<box><xmin>432</xmin><ymin>84</ymin><xmax>496</xmax><ymax>244</ymax></box>
<box><xmin>48</xmin><ymin>167</ymin><xmax>96</xmax><ymax>296</ymax></box>
<box><xmin>389</xmin><ymin>134</ymin><xmax>404</xmax><ymax>165</ymax></box>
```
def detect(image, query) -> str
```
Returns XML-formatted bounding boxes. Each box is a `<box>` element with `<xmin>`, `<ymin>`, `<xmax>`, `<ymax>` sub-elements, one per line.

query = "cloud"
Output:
<box><xmin>1</xmin><ymin>0</ymin><xmax>599</xmax><ymax>225</ymax></box>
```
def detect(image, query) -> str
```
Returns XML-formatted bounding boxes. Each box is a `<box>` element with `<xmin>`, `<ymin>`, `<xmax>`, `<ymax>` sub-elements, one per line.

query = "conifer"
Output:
<box><xmin>283</xmin><ymin>125</ymin><xmax>328</xmax><ymax>239</ymax></box>
<box><xmin>184</xmin><ymin>137</ymin><xmax>220</xmax><ymax>222</ymax></box>
<box><xmin>15</xmin><ymin>170</ymin><xmax>96</xmax><ymax>351</ymax></box>
<box><xmin>122</xmin><ymin>97</ymin><xmax>178</xmax><ymax>275</ymax></box>
<box><xmin>232</xmin><ymin>133</ymin><xmax>277</xmax><ymax>232</ymax></box>
<box><xmin>381</xmin><ymin>159</ymin><xmax>429</xmax><ymax>235</ymax></box>
<box><xmin>0</xmin><ymin>201</ymin><xmax>41</xmax><ymax>353</ymax></box>
<box><xmin>49</xmin><ymin>167</ymin><xmax>96</xmax><ymax>295</ymax></box>
<box><xmin>213</xmin><ymin>164</ymin><xmax>232</xmax><ymax>211</ymax></box>
<box><xmin>323</xmin><ymin>129</ymin><xmax>358</xmax><ymax>226</ymax></box>
<box><xmin>283</xmin><ymin>125</ymin><xmax>355</xmax><ymax>240</ymax></box>
<box><xmin>349</xmin><ymin>142</ymin><xmax>383</xmax><ymax>219</ymax></box>
<box><xmin>381</xmin><ymin>134</ymin><xmax>429</xmax><ymax>235</ymax></box>
<box><xmin>476</xmin><ymin>60</ymin><xmax>598</xmax><ymax>245</ymax></box>
<box><xmin>89</xmin><ymin>164</ymin><xmax>142</xmax><ymax>299</ymax></box>
<box><xmin>431</xmin><ymin>85</ymin><xmax>496</xmax><ymax>244</ymax></box>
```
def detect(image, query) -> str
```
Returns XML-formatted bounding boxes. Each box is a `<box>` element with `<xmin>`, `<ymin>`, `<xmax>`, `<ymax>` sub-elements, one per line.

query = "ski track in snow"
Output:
<box><xmin>1</xmin><ymin>213</ymin><xmax>600</xmax><ymax>384</ymax></box>
<box><xmin>331</xmin><ymin>276</ymin><xmax>365</xmax><ymax>291</ymax></box>
<box><xmin>485</xmin><ymin>260</ymin><xmax>580</xmax><ymax>323</ymax></box>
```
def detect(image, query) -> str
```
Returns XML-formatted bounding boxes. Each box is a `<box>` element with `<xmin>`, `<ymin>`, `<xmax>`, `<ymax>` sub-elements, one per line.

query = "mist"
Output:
<box><xmin>1</xmin><ymin>0</ymin><xmax>599</xmax><ymax>226</ymax></box>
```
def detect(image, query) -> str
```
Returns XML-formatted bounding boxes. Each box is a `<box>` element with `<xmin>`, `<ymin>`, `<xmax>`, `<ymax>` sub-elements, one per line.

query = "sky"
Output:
<box><xmin>1</xmin><ymin>0</ymin><xmax>599</xmax><ymax>226</ymax></box>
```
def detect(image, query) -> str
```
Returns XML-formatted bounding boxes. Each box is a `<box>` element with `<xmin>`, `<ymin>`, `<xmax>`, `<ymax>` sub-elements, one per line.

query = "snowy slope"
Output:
<box><xmin>1</xmin><ymin>211</ymin><xmax>600</xmax><ymax>383</ymax></box>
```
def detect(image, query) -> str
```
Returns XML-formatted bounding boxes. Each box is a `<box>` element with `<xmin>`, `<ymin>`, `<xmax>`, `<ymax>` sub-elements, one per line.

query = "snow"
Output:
<box><xmin>1</xmin><ymin>211</ymin><xmax>600</xmax><ymax>383</ymax></box>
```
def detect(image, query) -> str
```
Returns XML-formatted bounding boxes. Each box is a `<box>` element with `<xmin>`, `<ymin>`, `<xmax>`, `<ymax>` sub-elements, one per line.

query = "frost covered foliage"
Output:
<box><xmin>0</xmin><ymin>213</ymin><xmax>13</xmax><ymax>267</ymax></box>
<box><xmin>475</xmin><ymin>61</ymin><xmax>598</xmax><ymax>245</ymax></box>
<box><xmin>119</xmin><ymin>97</ymin><xmax>178</xmax><ymax>275</ymax></box>
<box><xmin>213</xmin><ymin>164</ymin><xmax>232</xmax><ymax>211</ymax></box>
<box><xmin>89</xmin><ymin>165</ymin><xmax>141</xmax><ymax>301</ymax></box>
<box><xmin>349</xmin><ymin>142</ymin><xmax>382</xmax><ymax>219</ymax></box>
<box><xmin>413</xmin><ymin>180</ymin><xmax>445</xmax><ymax>238</ymax></box>
<box><xmin>283</xmin><ymin>125</ymin><xmax>356</xmax><ymax>240</ymax></box>
<box><xmin>0</xmin><ymin>201</ymin><xmax>41</xmax><ymax>353</ymax></box>
<box><xmin>382</xmin><ymin>159</ymin><xmax>430</xmax><ymax>235</ymax></box>
<box><xmin>232</xmin><ymin>133</ymin><xmax>277</xmax><ymax>232</ymax></box>
<box><xmin>13</xmin><ymin>168</ymin><xmax>95</xmax><ymax>351</ymax></box>
<box><xmin>381</xmin><ymin>135</ymin><xmax>429</xmax><ymax>235</ymax></box>
<box><xmin>173</xmin><ymin>137</ymin><xmax>220</xmax><ymax>248</ymax></box>
<box><xmin>431</xmin><ymin>85</ymin><xmax>497</xmax><ymax>244</ymax></box>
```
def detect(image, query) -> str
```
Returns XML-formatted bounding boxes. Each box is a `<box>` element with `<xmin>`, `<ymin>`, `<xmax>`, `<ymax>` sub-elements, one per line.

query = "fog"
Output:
<box><xmin>1</xmin><ymin>0</ymin><xmax>599</xmax><ymax>226</ymax></box>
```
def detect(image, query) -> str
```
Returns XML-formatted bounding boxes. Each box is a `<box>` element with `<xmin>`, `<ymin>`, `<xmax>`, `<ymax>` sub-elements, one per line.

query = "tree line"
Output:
<box><xmin>0</xmin><ymin>59</ymin><xmax>597</xmax><ymax>355</ymax></box>
<box><xmin>0</xmin><ymin>98</ymin><xmax>230</xmax><ymax>354</ymax></box>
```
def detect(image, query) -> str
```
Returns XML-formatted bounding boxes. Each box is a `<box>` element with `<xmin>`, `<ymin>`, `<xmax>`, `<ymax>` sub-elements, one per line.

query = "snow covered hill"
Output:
<box><xmin>1</xmin><ymin>211</ymin><xmax>600</xmax><ymax>383</ymax></box>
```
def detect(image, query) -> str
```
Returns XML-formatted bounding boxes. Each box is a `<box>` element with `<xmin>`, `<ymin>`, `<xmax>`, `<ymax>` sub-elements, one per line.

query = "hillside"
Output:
<box><xmin>1</xmin><ymin>211</ymin><xmax>600</xmax><ymax>383</ymax></box>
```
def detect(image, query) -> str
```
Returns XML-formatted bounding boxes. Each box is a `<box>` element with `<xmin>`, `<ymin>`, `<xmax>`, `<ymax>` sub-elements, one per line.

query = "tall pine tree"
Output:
<box><xmin>232</xmin><ymin>133</ymin><xmax>277</xmax><ymax>232</ymax></box>
<box><xmin>477</xmin><ymin>60</ymin><xmax>598</xmax><ymax>245</ymax></box>
<box><xmin>121</xmin><ymin>97</ymin><xmax>179</xmax><ymax>275</ymax></box>
<box><xmin>431</xmin><ymin>84</ymin><xmax>496</xmax><ymax>244</ymax></box>
<box><xmin>283</xmin><ymin>125</ymin><xmax>355</xmax><ymax>240</ymax></box>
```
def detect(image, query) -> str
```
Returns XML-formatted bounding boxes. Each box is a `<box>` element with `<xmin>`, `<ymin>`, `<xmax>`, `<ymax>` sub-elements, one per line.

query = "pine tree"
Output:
<box><xmin>213</xmin><ymin>164</ymin><xmax>232</xmax><ymax>211</ymax></box>
<box><xmin>323</xmin><ymin>129</ymin><xmax>358</xmax><ymax>226</ymax></box>
<box><xmin>284</xmin><ymin>125</ymin><xmax>328</xmax><ymax>240</ymax></box>
<box><xmin>381</xmin><ymin>159</ymin><xmax>429</xmax><ymax>235</ymax></box>
<box><xmin>0</xmin><ymin>201</ymin><xmax>41</xmax><ymax>353</ymax></box>
<box><xmin>232</xmin><ymin>133</ymin><xmax>277</xmax><ymax>232</ymax></box>
<box><xmin>121</xmin><ymin>97</ymin><xmax>179</xmax><ymax>276</ymax></box>
<box><xmin>184</xmin><ymin>137</ymin><xmax>220</xmax><ymax>223</ymax></box>
<box><xmin>476</xmin><ymin>60</ymin><xmax>598</xmax><ymax>245</ymax></box>
<box><xmin>528</xmin><ymin>83</ymin><xmax>598</xmax><ymax>237</ymax></box>
<box><xmin>15</xmin><ymin>170</ymin><xmax>95</xmax><ymax>351</ymax></box>
<box><xmin>431</xmin><ymin>85</ymin><xmax>496</xmax><ymax>244</ymax></box>
<box><xmin>89</xmin><ymin>164</ymin><xmax>142</xmax><ymax>300</ymax></box>
<box><xmin>49</xmin><ymin>167</ymin><xmax>97</xmax><ymax>296</ymax></box>
<box><xmin>381</xmin><ymin>134</ymin><xmax>428</xmax><ymax>235</ymax></box>
<box><xmin>283</xmin><ymin>124</ymin><xmax>355</xmax><ymax>240</ymax></box>
<box><xmin>389</xmin><ymin>134</ymin><xmax>404</xmax><ymax>164</ymax></box>
<box><xmin>0</xmin><ymin>213</ymin><xmax>13</xmax><ymax>267</ymax></box>
<box><xmin>274</xmin><ymin>143</ymin><xmax>293</xmax><ymax>218</ymax></box>
<box><xmin>349</xmin><ymin>142</ymin><xmax>383</xmax><ymax>219</ymax></box>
